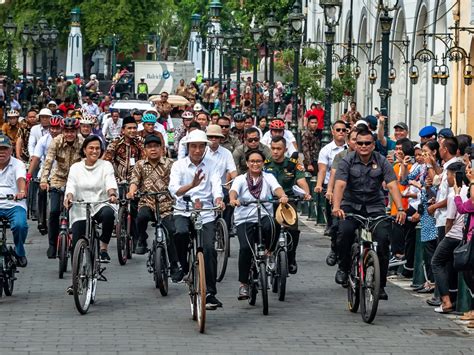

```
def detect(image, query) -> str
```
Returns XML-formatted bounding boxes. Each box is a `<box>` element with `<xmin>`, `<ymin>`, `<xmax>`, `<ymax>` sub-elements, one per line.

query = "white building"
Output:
<box><xmin>306</xmin><ymin>0</ymin><xmax>456</xmax><ymax>137</ymax></box>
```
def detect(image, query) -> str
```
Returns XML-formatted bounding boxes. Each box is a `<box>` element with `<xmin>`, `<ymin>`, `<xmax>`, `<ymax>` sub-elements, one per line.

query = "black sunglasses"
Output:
<box><xmin>219</xmin><ymin>125</ymin><xmax>230</xmax><ymax>129</ymax></box>
<box><xmin>356</xmin><ymin>141</ymin><xmax>373</xmax><ymax>146</ymax></box>
<box><xmin>247</xmin><ymin>138</ymin><xmax>260</xmax><ymax>143</ymax></box>
<box><xmin>335</xmin><ymin>128</ymin><xmax>347</xmax><ymax>133</ymax></box>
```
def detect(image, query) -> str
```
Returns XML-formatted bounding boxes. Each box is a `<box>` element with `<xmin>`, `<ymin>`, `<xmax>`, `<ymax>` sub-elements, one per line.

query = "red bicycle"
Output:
<box><xmin>57</xmin><ymin>209</ymin><xmax>72</xmax><ymax>279</ymax></box>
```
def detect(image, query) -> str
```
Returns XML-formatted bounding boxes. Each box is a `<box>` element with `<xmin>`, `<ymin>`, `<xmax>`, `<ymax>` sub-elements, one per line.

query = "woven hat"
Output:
<box><xmin>206</xmin><ymin>124</ymin><xmax>224</xmax><ymax>138</ymax></box>
<box><xmin>275</xmin><ymin>203</ymin><xmax>297</xmax><ymax>227</ymax></box>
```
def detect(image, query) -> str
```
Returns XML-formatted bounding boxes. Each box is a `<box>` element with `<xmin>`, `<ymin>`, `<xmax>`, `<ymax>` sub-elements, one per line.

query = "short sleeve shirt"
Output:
<box><xmin>318</xmin><ymin>141</ymin><xmax>346</xmax><ymax>184</ymax></box>
<box><xmin>264</xmin><ymin>158</ymin><xmax>305</xmax><ymax>196</ymax></box>
<box><xmin>445</xmin><ymin>186</ymin><xmax>468</xmax><ymax>240</ymax></box>
<box><xmin>331</xmin><ymin>150</ymin><xmax>349</xmax><ymax>171</ymax></box>
<box><xmin>335</xmin><ymin>151</ymin><xmax>397</xmax><ymax>214</ymax></box>
<box><xmin>206</xmin><ymin>146</ymin><xmax>237</xmax><ymax>184</ymax></box>
<box><xmin>0</xmin><ymin>157</ymin><xmax>27</xmax><ymax>210</ymax></box>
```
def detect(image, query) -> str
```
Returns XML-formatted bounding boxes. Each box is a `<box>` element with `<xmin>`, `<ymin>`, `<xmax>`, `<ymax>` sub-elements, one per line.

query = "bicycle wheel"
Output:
<box><xmin>116</xmin><ymin>207</ymin><xmax>128</xmax><ymax>265</ymax></box>
<box><xmin>196</xmin><ymin>251</ymin><xmax>206</xmax><ymax>333</ymax></box>
<box><xmin>259</xmin><ymin>262</ymin><xmax>269</xmax><ymax>315</ymax></box>
<box><xmin>215</xmin><ymin>218</ymin><xmax>229</xmax><ymax>282</ymax></box>
<box><xmin>277</xmin><ymin>250</ymin><xmax>288</xmax><ymax>302</ymax></box>
<box><xmin>72</xmin><ymin>239</ymin><xmax>93</xmax><ymax>315</ymax></box>
<box><xmin>3</xmin><ymin>264</ymin><xmax>15</xmax><ymax>296</ymax></box>
<box><xmin>188</xmin><ymin>253</ymin><xmax>197</xmax><ymax>321</ymax></box>
<box><xmin>347</xmin><ymin>250</ymin><xmax>360</xmax><ymax>313</ymax></box>
<box><xmin>58</xmin><ymin>232</ymin><xmax>68</xmax><ymax>279</ymax></box>
<box><xmin>154</xmin><ymin>245</ymin><xmax>169</xmax><ymax>296</ymax></box>
<box><xmin>359</xmin><ymin>249</ymin><xmax>380</xmax><ymax>323</ymax></box>
<box><xmin>248</xmin><ymin>264</ymin><xmax>258</xmax><ymax>306</ymax></box>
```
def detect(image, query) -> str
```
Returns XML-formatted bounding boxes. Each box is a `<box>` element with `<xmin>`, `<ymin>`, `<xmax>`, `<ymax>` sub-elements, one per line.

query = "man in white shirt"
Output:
<box><xmin>169</xmin><ymin>130</ymin><xmax>225</xmax><ymax>310</ymax></box>
<box><xmin>0</xmin><ymin>134</ymin><xmax>28</xmax><ymax>267</ymax></box>
<box><xmin>102</xmin><ymin>110</ymin><xmax>123</xmax><ymax>141</ymax></box>
<box><xmin>28</xmin><ymin>108</ymin><xmax>52</xmax><ymax>158</ymax></box>
<box><xmin>82</xmin><ymin>95</ymin><xmax>100</xmax><ymax>116</ymax></box>
<box><xmin>315</xmin><ymin>120</ymin><xmax>347</xmax><ymax>234</ymax></box>
<box><xmin>261</xmin><ymin>119</ymin><xmax>297</xmax><ymax>156</ymax></box>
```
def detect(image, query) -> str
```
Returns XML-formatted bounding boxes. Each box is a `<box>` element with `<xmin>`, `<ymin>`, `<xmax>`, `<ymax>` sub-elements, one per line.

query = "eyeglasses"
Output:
<box><xmin>356</xmin><ymin>141</ymin><xmax>373</xmax><ymax>146</ymax></box>
<box><xmin>161</xmin><ymin>95</ymin><xmax>168</xmax><ymax>98</ymax></box>
<box><xmin>247</xmin><ymin>138</ymin><xmax>260</xmax><ymax>143</ymax></box>
<box><xmin>248</xmin><ymin>160</ymin><xmax>263</xmax><ymax>164</ymax></box>
<box><xmin>219</xmin><ymin>125</ymin><xmax>230</xmax><ymax>129</ymax></box>
<box><xmin>335</xmin><ymin>128</ymin><xmax>347</xmax><ymax>133</ymax></box>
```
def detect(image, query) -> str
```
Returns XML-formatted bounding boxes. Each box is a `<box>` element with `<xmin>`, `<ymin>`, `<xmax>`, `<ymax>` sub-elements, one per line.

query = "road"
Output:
<box><xmin>0</xmin><ymin>219</ymin><xmax>473</xmax><ymax>354</ymax></box>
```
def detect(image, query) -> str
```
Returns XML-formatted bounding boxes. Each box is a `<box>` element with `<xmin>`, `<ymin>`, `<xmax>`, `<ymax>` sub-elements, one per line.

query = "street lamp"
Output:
<box><xmin>233</xmin><ymin>25</ymin><xmax>244</xmax><ymax>108</ymax></box>
<box><xmin>38</xmin><ymin>17</ymin><xmax>51</xmax><ymax>83</ymax></box>
<box><xmin>191</xmin><ymin>13</ymin><xmax>201</xmax><ymax>30</ymax></box>
<box><xmin>224</xmin><ymin>33</ymin><xmax>233</xmax><ymax>110</ymax></box>
<box><xmin>250</xmin><ymin>26</ymin><xmax>263</xmax><ymax>116</ymax></box>
<box><xmin>288</xmin><ymin>0</ymin><xmax>305</xmax><ymax>147</ymax></box>
<box><xmin>30</xmin><ymin>25</ymin><xmax>40</xmax><ymax>104</ymax></box>
<box><xmin>377</xmin><ymin>0</ymin><xmax>399</xmax><ymax>133</ymax></box>
<box><xmin>20</xmin><ymin>25</ymin><xmax>31</xmax><ymax>83</ymax></box>
<box><xmin>319</xmin><ymin>0</ymin><xmax>342</xmax><ymax>146</ymax></box>
<box><xmin>49</xmin><ymin>25</ymin><xmax>59</xmax><ymax>79</ymax></box>
<box><xmin>209</xmin><ymin>0</ymin><xmax>223</xmax><ymax>20</ymax></box>
<box><xmin>265</xmin><ymin>10</ymin><xmax>280</xmax><ymax>118</ymax></box>
<box><xmin>3</xmin><ymin>14</ymin><xmax>18</xmax><ymax>99</ymax></box>
<box><xmin>464</xmin><ymin>62</ymin><xmax>473</xmax><ymax>86</ymax></box>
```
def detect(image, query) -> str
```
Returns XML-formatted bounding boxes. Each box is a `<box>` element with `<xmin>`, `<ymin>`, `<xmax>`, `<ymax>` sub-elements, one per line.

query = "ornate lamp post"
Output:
<box><xmin>250</xmin><ymin>26</ymin><xmax>263</xmax><ymax>116</ymax></box>
<box><xmin>30</xmin><ymin>25</ymin><xmax>40</xmax><ymax>104</ymax></box>
<box><xmin>378</xmin><ymin>0</ymin><xmax>399</xmax><ymax>133</ymax></box>
<box><xmin>265</xmin><ymin>11</ymin><xmax>280</xmax><ymax>119</ymax></box>
<box><xmin>49</xmin><ymin>25</ymin><xmax>59</xmax><ymax>79</ymax></box>
<box><xmin>20</xmin><ymin>25</ymin><xmax>31</xmax><ymax>83</ymax></box>
<box><xmin>233</xmin><ymin>25</ymin><xmax>244</xmax><ymax>108</ymax></box>
<box><xmin>3</xmin><ymin>14</ymin><xmax>18</xmax><ymax>99</ymax></box>
<box><xmin>38</xmin><ymin>17</ymin><xmax>51</xmax><ymax>83</ymax></box>
<box><xmin>319</xmin><ymin>0</ymin><xmax>342</xmax><ymax>146</ymax></box>
<box><xmin>288</xmin><ymin>0</ymin><xmax>305</xmax><ymax>147</ymax></box>
<box><xmin>224</xmin><ymin>33</ymin><xmax>233</xmax><ymax>110</ymax></box>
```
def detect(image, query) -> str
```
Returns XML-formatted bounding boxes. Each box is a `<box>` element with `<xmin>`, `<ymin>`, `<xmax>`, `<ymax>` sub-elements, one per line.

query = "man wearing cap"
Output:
<box><xmin>140</xmin><ymin>108</ymin><xmax>168</xmax><ymax>147</ymax></box>
<box><xmin>169</xmin><ymin>129</ymin><xmax>225</xmax><ymax>309</ymax></box>
<box><xmin>138</xmin><ymin>113</ymin><xmax>166</xmax><ymax>148</ymax></box>
<box><xmin>174</xmin><ymin>111</ymin><xmax>194</xmax><ymax>151</ymax></box>
<box><xmin>0</xmin><ymin>134</ymin><xmax>28</xmax><ymax>267</ymax></box>
<box><xmin>102</xmin><ymin>110</ymin><xmax>123</xmax><ymax>141</ymax></box>
<box><xmin>28</xmin><ymin>108</ymin><xmax>52</xmax><ymax>159</ymax></box>
<box><xmin>155</xmin><ymin>91</ymin><xmax>172</xmax><ymax>119</ymax></box>
<box><xmin>41</xmin><ymin>117</ymin><xmax>84</xmax><ymax>258</ymax></box>
<box><xmin>127</xmin><ymin>134</ymin><xmax>182</xmax><ymax>281</ymax></box>
<box><xmin>438</xmin><ymin>128</ymin><xmax>454</xmax><ymax>145</ymax></box>
<box><xmin>368</xmin><ymin>115</ymin><xmax>396</xmax><ymax>157</ymax></box>
<box><xmin>419</xmin><ymin>125</ymin><xmax>437</xmax><ymax>144</ymax></box>
<box><xmin>231</xmin><ymin>112</ymin><xmax>247</xmax><ymax>144</ymax></box>
<box><xmin>137</xmin><ymin>77</ymin><xmax>149</xmax><ymax>100</ymax></box>
<box><xmin>206</xmin><ymin>124</ymin><xmax>237</xmax><ymax>185</ymax></box>
<box><xmin>265</xmin><ymin>135</ymin><xmax>311</xmax><ymax>273</ymax></box>
<box><xmin>15</xmin><ymin>108</ymin><xmax>38</xmax><ymax>163</ymax></box>
<box><xmin>47</xmin><ymin>100</ymin><xmax>58</xmax><ymax>113</ymax></box>
<box><xmin>2</xmin><ymin>110</ymin><xmax>20</xmax><ymax>148</ymax></box>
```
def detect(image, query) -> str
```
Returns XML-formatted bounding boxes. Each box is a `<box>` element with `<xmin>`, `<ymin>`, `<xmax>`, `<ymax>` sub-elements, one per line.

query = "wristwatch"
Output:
<box><xmin>397</xmin><ymin>207</ymin><xmax>404</xmax><ymax>212</ymax></box>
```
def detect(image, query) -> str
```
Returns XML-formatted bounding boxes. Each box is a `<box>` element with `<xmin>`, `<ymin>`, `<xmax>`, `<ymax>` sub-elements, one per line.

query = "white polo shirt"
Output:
<box><xmin>205</xmin><ymin>145</ymin><xmax>237</xmax><ymax>184</ymax></box>
<box><xmin>435</xmin><ymin>156</ymin><xmax>461</xmax><ymax>227</ymax></box>
<box><xmin>0</xmin><ymin>157</ymin><xmax>27</xmax><ymax>211</ymax></box>
<box><xmin>230</xmin><ymin>172</ymin><xmax>281</xmax><ymax>226</ymax></box>
<box><xmin>318</xmin><ymin>140</ymin><xmax>346</xmax><ymax>184</ymax></box>
<box><xmin>33</xmin><ymin>133</ymin><xmax>55</xmax><ymax>178</ymax></box>
<box><xmin>28</xmin><ymin>124</ymin><xmax>49</xmax><ymax>157</ymax></box>
<box><xmin>101</xmin><ymin>117</ymin><xmax>123</xmax><ymax>140</ymax></box>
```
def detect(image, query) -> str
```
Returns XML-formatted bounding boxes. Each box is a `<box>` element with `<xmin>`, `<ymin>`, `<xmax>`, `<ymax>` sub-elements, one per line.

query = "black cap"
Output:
<box><xmin>122</xmin><ymin>116</ymin><xmax>136</xmax><ymax>126</ymax></box>
<box><xmin>144</xmin><ymin>134</ymin><xmax>162</xmax><ymax>146</ymax></box>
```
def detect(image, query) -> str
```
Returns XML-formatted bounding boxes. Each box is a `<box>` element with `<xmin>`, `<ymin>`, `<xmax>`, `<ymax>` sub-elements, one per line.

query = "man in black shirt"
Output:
<box><xmin>332</xmin><ymin>130</ymin><xmax>406</xmax><ymax>300</ymax></box>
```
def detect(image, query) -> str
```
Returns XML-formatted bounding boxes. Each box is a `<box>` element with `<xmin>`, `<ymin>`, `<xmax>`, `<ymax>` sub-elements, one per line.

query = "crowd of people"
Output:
<box><xmin>0</xmin><ymin>73</ymin><xmax>473</xmax><ymax>327</ymax></box>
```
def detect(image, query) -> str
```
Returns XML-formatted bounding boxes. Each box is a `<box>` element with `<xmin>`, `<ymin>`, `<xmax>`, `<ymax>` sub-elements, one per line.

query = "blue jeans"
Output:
<box><xmin>0</xmin><ymin>206</ymin><xmax>29</xmax><ymax>257</ymax></box>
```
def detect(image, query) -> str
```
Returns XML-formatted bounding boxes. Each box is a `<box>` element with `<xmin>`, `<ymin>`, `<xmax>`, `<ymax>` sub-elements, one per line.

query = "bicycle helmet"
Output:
<box><xmin>233</xmin><ymin>111</ymin><xmax>245</xmax><ymax>122</ymax></box>
<box><xmin>80</xmin><ymin>113</ymin><xmax>95</xmax><ymax>125</ymax></box>
<box><xmin>7</xmin><ymin>109</ymin><xmax>20</xmax><ymax>117</ymax></box>
<box><xmin>142</xmin><ymin>113</ymin><xmax>157</xmax><ymax>124</ymax></box>
<box><xmin>269</xmin><ymin>119</ymin><xmax>285</xmax><ymax>130</ymax></box>
<box><xmin>50</xmin><ymin>115</ymin><xmax>63</xmax><ymax>127</ymax></box>
<box><xmin>61</xmin><ymin>117</ymin><xmax>80</xmax><ymax>129</ymax></box>
<box><xmin>210</xmin><ymin>109</ymin><xmax>220</xmax><ymax>116</ymax></box>
<box><xmin>181</xmin><ymin>111</ymin><xmax>194</xmax><ymax>120</ymax></box>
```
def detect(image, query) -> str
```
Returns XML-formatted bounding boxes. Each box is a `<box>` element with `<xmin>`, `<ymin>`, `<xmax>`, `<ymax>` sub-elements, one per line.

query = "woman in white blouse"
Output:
<box><xmin>229</xmin><ymin>149</ymin><xmax>288</xmax><ymax>300</ymax></box>
<box><xmin>64</xmin><ymin>135</ymin><xmax>118</xmax><ymax>264</ymax></box>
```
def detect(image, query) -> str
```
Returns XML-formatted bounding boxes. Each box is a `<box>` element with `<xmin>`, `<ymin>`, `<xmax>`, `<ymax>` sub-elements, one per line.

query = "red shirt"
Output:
<box><xmin>305</xmin><ymin>108</ymin><xmax>325</xmax><ymax>129</ymax></box>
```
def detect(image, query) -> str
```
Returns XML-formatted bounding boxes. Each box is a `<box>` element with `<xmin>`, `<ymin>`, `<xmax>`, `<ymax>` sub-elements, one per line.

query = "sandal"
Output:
<box><xmin>460</xmin><ymin>311</ymin><xmax>474</xmax><ymax>321</ymax></box>
<box><xmin>467</xmin><ymin>321</ymin><xmax>474</xmax><ymax>328</ymax></box>
<box><xmin>434</xmin><ymin>304</ymin><xmax>454</xmax><ymax>314</ymax></box>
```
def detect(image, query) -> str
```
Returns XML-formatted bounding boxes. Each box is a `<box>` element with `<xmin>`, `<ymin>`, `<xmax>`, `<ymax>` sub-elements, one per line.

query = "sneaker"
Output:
<box><xmin>389</xmin><ymin>255</ymin><xmax>406</xmax><ymax>267</ymax></box>
<box><xmin>66</xmin><ymin>285</ymin><xmax>73</xmax><ymax>295</ymax></box>
<box><xmin>379</xmin><ymin>288</ymin><xmax>388</xmax><ymax>300</ymax></box>
<box><xmin>135</xmin><ymin>241</ymin><xmax>147</xmax><ymax>255</ymax></box>
<box><xmin>171</xmin><ymin>266</ymin><xmax>184</xmax><ymax>283</ymax></box>
<box><xmin>47</xmin><ymin>245</ymin><xmax>56</xmax><ymax>259</ymax></box>
<box><xmin>326</xmin><ymin>250</ymin><xmax>337</xmax><ymax>266</ymax></box>
<box><xmin>206</xmin><ymin>294</ymin><xmax>222</xmax><ymax>309</ymax></box>
<box><xmin>267</xmin><ymin>255</ymin><xmax>275</xmax><ymax>272</ymax></box>
<box><xmin>99</xmin><ymin>250</ymin><xmax>111</xmax><ymax>263</ymax></box>
<box><xmin>323</xmin><ymin>226</ymin><xmax>331</xmax><ymax>236</ymax></box>
<box><xmin>238</xmin><ymin>285</ymin><xmax>249</xmax><ymax>300</ymax></box>
<box><xmin>335</xmin><ymin>269</ymin><xmax>348</xmax><ymax>285</ymax></box>
<box><xmin>289</xmin><ymin>262</ymin><xmax>298</xmax><ymax>274</ymax></box>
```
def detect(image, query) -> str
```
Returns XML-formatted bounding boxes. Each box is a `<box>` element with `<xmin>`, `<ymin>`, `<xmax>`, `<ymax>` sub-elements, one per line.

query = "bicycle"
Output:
<box><xmin>57</xmin><ymin>208</ymin><xmax>72</xmax><ymax>279</ymax></box>
<box><xmin>240</xmin><ymin>198</ymin><xmax>274</xmax><ymax>316</ymax></box>
<box><xmin>71</xmin><ymin>199</ymin><xmax>110</xmax><ymax>315</ymax></box>
<box><xmin>116</xmin><ymin>182</ymin><xmax>133</xmax><ymax>265</ymax></box>
<box><xmin>174</xmin><ymin>196</ymin><xmax>221</xmax><ymax>333</ymax></box>
<box><xmin>215</xmin><ymin>211</ymin><xmax>229</xmax><ymax>282</ymax></box>
<box><xmin>0</xmin><ymin>195</ymin><xmax>20</xmax><ymax>297</ymax></box>
<box><xmin>136</xmin><ymin>191</ymin><xmax>171</xmax><ymax>296</ymax></box>
<box><xmin>345</xmin><ymin>213</ymin><xmax>393</xmax><ymax>324</ymax></box>
<box><xmin>269</xmin><ymin>197</ymin><xmax>304</xmax><ymax>302</ymax></box>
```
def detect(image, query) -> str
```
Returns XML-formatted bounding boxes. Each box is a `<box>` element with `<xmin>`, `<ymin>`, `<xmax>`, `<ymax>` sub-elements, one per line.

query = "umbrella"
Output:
<box><xmin>150</xmin><ymin>94</ymin><xmax>190</xmax><ymax>106</ymax></box>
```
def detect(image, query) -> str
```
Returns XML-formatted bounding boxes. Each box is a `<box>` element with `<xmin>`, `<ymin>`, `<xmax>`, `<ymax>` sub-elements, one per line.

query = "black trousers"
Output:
<box><xmin>174</xmin><ymin>215</ymin><xmax>217</xmax><ymax>295</ymax></box>
<box><xmin>336</xmin><ymin>208</ymin><xmax>392</xmax><ymax>288</ymax></box>
<box><xmin>37</xmin><ymin>188</ymin><xmax>48</xmax><ymax>228</ymax></box>
<box><xmin>423</xmin><ymin>239</ymin><xmax>437</xmax><ymax>282</ymax></box>
<box><xmin>71</xmin><ymin>206</ymin><xmax>115</xmax><ymax>252</ymax></box>
<box><xmin>136</xmin><ymin>207</ymin><xmax>178</xmax><ymax>267</ymax></box>
<box><xmin>432</xmin><ymin>237</ymin><xmax>460</xmax><ymax>297</ymax></box>
<box><xmin>118</xmin><ymin>185</ymin><xmax>138</xmax><ymax>241</ymax></box>
<box><xmin>436</xmin><ymin>226</ymin><xmax>458</xmax><ymax>294</ymax></box>
<box><xmin>48</xmin><ymin>189</ymin><xmax>63</xmax><ymax>248</ymax></box>
<box><xmin>236</xmin><ymin>216</ymin><xmax>273</xmax><ymax>284</ymax></box>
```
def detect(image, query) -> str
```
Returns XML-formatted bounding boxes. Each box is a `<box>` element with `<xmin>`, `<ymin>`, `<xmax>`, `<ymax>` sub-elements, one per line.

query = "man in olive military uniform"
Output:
<box><xmin>264</xmin><ymin>135</ymin><xmax>311</xmax><ymax>274</ymax></box>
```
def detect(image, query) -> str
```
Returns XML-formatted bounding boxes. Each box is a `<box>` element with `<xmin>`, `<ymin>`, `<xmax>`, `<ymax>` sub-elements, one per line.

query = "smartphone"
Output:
<box><xmin>455</xmin><ymin>171</ymin><xmax>464</xmax><ymax>188</ymax></box>
<box><xmin>374</xmin><ymin>107</ymin><xmax>380</xmax><ymax>114</ymax></box>
<box><xmin>408</xmin><ymin>156</ymin><xmax>415</xmax><ymax>164</ymax></box>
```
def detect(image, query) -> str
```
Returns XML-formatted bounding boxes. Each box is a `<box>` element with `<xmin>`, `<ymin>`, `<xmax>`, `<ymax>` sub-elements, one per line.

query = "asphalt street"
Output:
<box><xmin>0</xmin><ymin>218</ymin><xmax>473</xmax><ymax>355</ymax></box>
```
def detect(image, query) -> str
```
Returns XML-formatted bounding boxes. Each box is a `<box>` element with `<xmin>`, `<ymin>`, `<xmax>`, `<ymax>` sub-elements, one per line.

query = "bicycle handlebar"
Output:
<box><xmin>345</xmin><ymin>213</ymin><xmax>394</xmax><ymax>224</ymax></box>
<box><xmin>135</xmin><ymin>191</ymin><xmax>169</xmax><ymax>198</ymax></box>
<box><xmin>0</xmin><ymin>195</ymin><xmax>26</xmax><ymax>200</ymax></box>
<box><xmin>72</xmin><ymin>199</ymin><xmax>112</xmax><ymax>205</ymax></box>
<box><xmin>173</xmin><ymin>206</ymin><xmax>222</xmax><ymax>213</ymax></box>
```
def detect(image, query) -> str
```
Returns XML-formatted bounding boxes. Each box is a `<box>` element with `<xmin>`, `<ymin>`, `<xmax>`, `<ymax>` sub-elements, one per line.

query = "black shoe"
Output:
<box><xmin>47</xmin><ymin>245</ymin><xmax>56</xmax><ymax>259</ymax></box>
<box><xmin>417</xmin><ymin>286</ymin><xmax>435</xmax><ymax>294</ymax></box>
<box><xmin>326</xmin><ymin>250</ymin><xmax>337</xmax><ymax>266</ymax></box>
<box><xmin>379</xmin><ymin>288</ymin><xmax>388</xmax><ymax>300</ymax></box>
<box><xmin>412</xmin><ymin>284</ymin><xmax>425</xmax><ymax>292</ymax></box>
<box><xmin>426</xmin><ymin>297</ymin><xmax>442</xmax><ymax>307</ymax></box>
<box><xmin>99</xmin><ymin>250</ymin><xmax>111</xmax><ymax>263</ymax></box>
<box><xmin>171</xmin><ymin>267</ymin><xmax>184</xmax><ymax>283</ymax></box>
<box><xmin>323</xmin><ymin>227</ymin><xmax>331</xmax><ymax>236</ymax></box>
<box><xmin>17</xmin><ymin>256</ymin><xmax>27</xmax><ymax>268</ymax></box>
<box><xmin>206</xmin><ymin>294</ymin><xmax>222</xmax><ymax>309</ymax></box>
<box><xmin>135</xmin><ymin>241</ymin><xmax>147</xmax><ymax>255</ymax></box>
<box><xmin>238</xmin><ymin>285</ymin><xmax>249</xmax><ymax>300</ymax></box>
<box><xmin>66</xmin><ymin>285</ymin><xmax>73</xmax><ymax>295</ymax></box>
<box><xmin>335</xmin><ymin>269</ymin><xmax>348</xmax><ymax>285</ymax></box>
<box><xmin>289</xmin><ymin>262</ymin><xmax>298</xmax><ymax>274</ymax></box>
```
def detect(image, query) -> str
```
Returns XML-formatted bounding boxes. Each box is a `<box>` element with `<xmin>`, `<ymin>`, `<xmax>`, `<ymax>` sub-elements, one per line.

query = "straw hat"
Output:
<box><xmin>206</xmin><ymin>124</ymin><xmax>224</xmax><ymax>138</ymax></box>
<box><xmin>275</xmin><ymin>203</ymin><xmax>297</xmax><ymax>227</ymax></box>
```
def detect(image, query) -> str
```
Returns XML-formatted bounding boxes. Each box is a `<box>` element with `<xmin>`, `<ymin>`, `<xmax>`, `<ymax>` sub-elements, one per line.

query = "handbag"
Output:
<box><xmin>453</xmin><ymin>214</ymin><xmax>474</xmax><ymax>271</ymax></box>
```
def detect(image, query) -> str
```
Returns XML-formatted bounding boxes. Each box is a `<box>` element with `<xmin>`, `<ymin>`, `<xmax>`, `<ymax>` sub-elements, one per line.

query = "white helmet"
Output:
<box><xmin>182</xmin><ymin>130</ymin><xmax>210</xmax><ymax>145</ymax></box>
<box><xmin>7</xmin><ymin>109</ymin><xmax>20</xmax><ymax>117</ymax></box>
<box><xmin>193</xmin><ymin>103</ymin><xmax>203</xmax><ymax>112</ymax></box>
<box><xmin>38</xmin><ymin>108</ymin><xmax>53</xmax><ymax>117</ymax></box>
<box><xmin>80</xmin><ymin>113</ymin><xmax>95</xmax><ymax>125</ymax></box>
<box><xmin>181</xmin><ymin>111</ymin><xmax>194</xmax><ymax>119</ymax></box>
<box><xmin>90</xmin><ymin>74</ymin><xmax>97</xmax><ymax>80</ymax></box>
<box><xmin>144</xmin><ymin>107</ymin><xmax>160</xmax><ymax>118</ymax></box>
